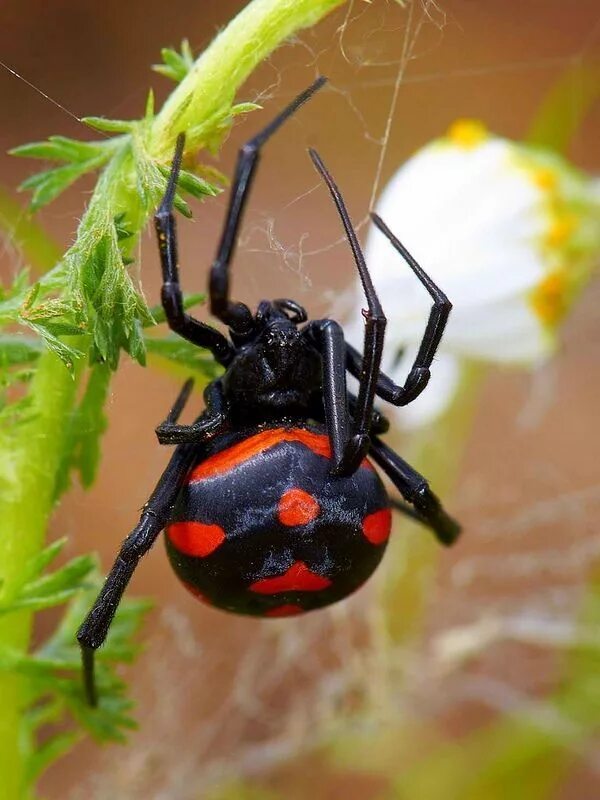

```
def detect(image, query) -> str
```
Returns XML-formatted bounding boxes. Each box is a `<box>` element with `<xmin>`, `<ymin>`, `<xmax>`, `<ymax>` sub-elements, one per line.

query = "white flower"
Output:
<box><xmin>346</xmin><ymin>120</ymin><xmax>600</xmax><ymax>428</ymax></box>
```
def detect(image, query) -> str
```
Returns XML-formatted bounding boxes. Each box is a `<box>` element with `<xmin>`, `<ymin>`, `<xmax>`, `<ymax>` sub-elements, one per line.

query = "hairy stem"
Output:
<box><xmin>150</xmin><ymin>0</ymin><xmax>345</xmax><ymax>158</ymax></box>
<box><xmin>0</xmin><ymin>351</ymin><xmax>82</xmax><ymax>798</ymax></box>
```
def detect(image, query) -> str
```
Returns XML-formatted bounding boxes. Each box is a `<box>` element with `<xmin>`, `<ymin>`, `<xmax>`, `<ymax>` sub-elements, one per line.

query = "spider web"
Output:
<box><xmin>1</xmin><ymin>1</ymin><xmax>599</xmax><ymax>797</ymax></box>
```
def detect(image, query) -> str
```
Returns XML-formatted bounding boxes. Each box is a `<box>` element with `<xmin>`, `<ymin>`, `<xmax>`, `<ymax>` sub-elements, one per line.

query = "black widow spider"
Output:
<box><xmin>77</xmin><ymin>76</ymin><xmax>460</xmax><ymax>706</ymax></box>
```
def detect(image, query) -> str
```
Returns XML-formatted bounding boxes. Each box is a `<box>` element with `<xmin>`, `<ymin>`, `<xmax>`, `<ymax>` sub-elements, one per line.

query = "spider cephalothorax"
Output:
<box><xmin>77</xmin><ymin>77</ymin><xmax>461</xmax><ymax>706</ymax></box>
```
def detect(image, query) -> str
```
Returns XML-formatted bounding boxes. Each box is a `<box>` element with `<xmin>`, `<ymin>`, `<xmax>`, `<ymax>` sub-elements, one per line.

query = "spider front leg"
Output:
<box><xmin>309</xmin><ymin>150</ymin><xmax>386</xmax><ymax>476</ymax></box>
<box><xmin>155</xmin><ymin>136</ymin><xmax>234</xmax><ymax>366</ymax></box>
<box><xmin>210</xmin><ymin>76</ymin><xmax>327</xmax><ymax>333</ymax></box>
<box><xmin>369</xmin><ymin>436</ymin><xmax>461</xmax><ymax>546</ymax></box>
<box><xmin>346</xmin><ymin>213</ymin><xmax>452</xmax><ymax>407</ymax></box>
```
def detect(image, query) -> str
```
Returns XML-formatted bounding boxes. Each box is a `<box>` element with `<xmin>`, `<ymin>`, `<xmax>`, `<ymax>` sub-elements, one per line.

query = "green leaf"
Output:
<box><xmin>0</xmin><ymin>334</ymin><xmax>43</xmax><ymax>367</ymax></box>
<box><xmin>25</xmin><ymin>731</ymin><xmax>81</xmax><ymax>784</ymax></box>
<box><xmin>21</xmin><ymin>538</ymin><xmax>67</xmax><ymax>584</ymax></box>
<box><xmin>10</xmin><ymin>136</ymin><xmax>107</xmax><ymax>163</ymax></box>
<box><xmin>24</xmin><ymin>321</ymin><xmax>82</xmax><ymax>371</ymax></box>
<box><xmin>57</xmin><ymin>363</ymin><xmax>110</xmax><ymax>494</ymax></box>
<box><xmin>81</xmin><ymin>116</ymin><xmax>134</xmax><ymax>134</ymax></box>
<box><xmin>20</xmin><ymin>554</ymin><xmax>95</xmax><ymax>602</ymax></box>
<box><xmin>0</xmin><ymin>551</ymin><xmax>95</xmax><ymax>615</ymax></box>
<box><xmin>157</xmin><ymin>164</ymin><xmax>220</xmax><ymax>200</ymax></box>
<box><xmin>33</xmin><ymin>569</ymin><xmax>151</xmax><ymax>742</ymax></box>
<box><xmin>19</xmin><ymin>153</ymin><xmax>109</xmax><ymax>212</ymax></box>
<box><xmin>153</xmin><ymin>39</ymin><xmax>195</xmax><ymax>83</ymax></box>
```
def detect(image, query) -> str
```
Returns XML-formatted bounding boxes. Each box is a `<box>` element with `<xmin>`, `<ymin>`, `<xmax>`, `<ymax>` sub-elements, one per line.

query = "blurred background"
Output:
<box><xmin>1</xmin><ymin>1</ymin><xmax>599</xmax><ymax>797</ymax></box>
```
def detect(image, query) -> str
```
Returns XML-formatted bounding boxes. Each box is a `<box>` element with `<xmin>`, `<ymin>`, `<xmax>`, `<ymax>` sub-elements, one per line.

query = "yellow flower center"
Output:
<box><xmin>529</xmin><ymin>270</ymin><xmax>569</xmax><ymax>327</ymax></box>
<box><xmin>447</xmin><ymin>119</ymin><xmax>488</xmax><ymax>149</ymax></box>
<box><xmin>545</xmin><ymin>212</ymin><xmax>578</xmax><ymax>248</ymax></box>
<box><xmin>531</xmin><ymin>167</ymin><xmax>558</xmax><ymax>191</ymax></box>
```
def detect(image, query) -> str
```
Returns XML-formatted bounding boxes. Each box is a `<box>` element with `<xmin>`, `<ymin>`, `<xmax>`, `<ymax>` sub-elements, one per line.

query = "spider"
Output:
<box><xmin>77</xmin><ymin>76</ymin><xmax>460</xmax><ymax>706</ymax></box>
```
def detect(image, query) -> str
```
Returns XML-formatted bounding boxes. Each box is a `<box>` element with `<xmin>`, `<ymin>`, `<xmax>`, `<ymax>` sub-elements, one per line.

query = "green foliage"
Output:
<box><xmin>7</xmin><ymin>36</ymin><xmax>238</xmax><ymax>371</ymax></box>
<box><xmin>10</xmin><ymin>136</ymin><xmax>119</xmax><ymax>213</ymax></box>
<box><xmin>153</xmin><ymin>39</ymin><xmax>195</xmax><ymax>83</ymax></box>
<box><xmin>0</xmin><ymin>539</ymin><xmax>149</xmax><ymax>788</ymax></box>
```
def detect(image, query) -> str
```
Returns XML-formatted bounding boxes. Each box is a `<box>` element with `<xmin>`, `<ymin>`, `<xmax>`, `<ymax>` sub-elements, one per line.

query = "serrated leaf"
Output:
<box><xmin>19</xmin><ymin>154</ymin><xmax>108</xmax><ymax>212</ymax></box>
<box><xmin>0</xmin><ymin>552</ymin><xmax>95</xmax><ymax>615</ymax></box>
<box><xmin>81</xmin><ymin>116</ymin><xmax>134</xmax><ymax>134</ymax></box>
<box><xmin>21</xmin><ymin>554</ymin><xmax>95</xmax><ymax>601</ymax></box>
<box><xmin>157</xmin><ymin>164</ymin><xmax>220</xmax><ymax>200</ymax></box>
<box><xmin>0</xmin><ymin>589</ymin><xmax>82</xmax><ymax>614</ymax></box>
<box><xmin>22</xmin><ymin>538</ymin><xmax>67</xmax><ymax>584</ymax></box>
<box><xmin>145</xmin><ymin>89</ymin><xmax>155</xmax><ymax>120</ymax></box>
<box><xmin>25</xmin><ymin>321</ymin><xmax>83</xmax><ymax>371</ymax></box>
<box><xmin>57</xmin><ymin>363</ymin><xmax>110</xmax><ymax>492</ymax></box>
<box><xmin>172</xmin><ymin>193</ymin><xmax>192</xmax><ymax>218</ymax></box>
<box><xmin>153</xmin><ymin>39</ymin><xmax>195</xmax><ymax>83</ymax></box>
<box><xmin>73</xmin><ymin>226</ymin><xmax>151</xmax><ymax>368</ymax></box>
<box><xmin>0</xmin><ymin>334</ymin><xmax>43</xmax><ymax>367</ymax></box>
<box><xmin>10</xmin><ymin>136</ymin><xmax>106</xmax><ymax>163</ymax></box>
<box><xmin>25</xmin><ymin>731</ymin><xmax>81</xmax><ymax>784</ymax></box>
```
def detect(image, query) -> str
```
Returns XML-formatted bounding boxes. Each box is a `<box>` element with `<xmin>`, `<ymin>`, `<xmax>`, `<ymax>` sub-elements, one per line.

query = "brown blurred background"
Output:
<box><xmin>1</xmin><ymin>1</ymin><xmax>599</xmax><ymax>797</ymax></box>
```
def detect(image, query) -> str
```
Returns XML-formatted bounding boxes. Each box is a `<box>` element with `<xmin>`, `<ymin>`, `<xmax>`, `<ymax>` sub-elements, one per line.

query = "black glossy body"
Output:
<box><xmin>165</xmin><ymin>424</ymin><xmax>391</xmax><ymax>616</ymax></box>
<box><xmin>77</xmin><ymin>77</ymin><xmax>461</xmax><ymax>706</ymax></box>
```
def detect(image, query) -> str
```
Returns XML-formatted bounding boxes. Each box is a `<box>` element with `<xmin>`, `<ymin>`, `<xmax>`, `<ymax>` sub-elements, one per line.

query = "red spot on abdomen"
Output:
<box><xmin>264</xmin><ymin>604</ymin><xmax>304</xmax><ymax>617</ymax></box>
<box><xmin>167</xmin><ymin>521</ymin><xmax>226</xmax><ymax>557</ymax></box>
<box><xmin>362</xmin><ymin>508</ymin><xmax>392</xmax><ymax>545</ymax></box>
<box><xmin>250</xmin><ymin>560</ymin><xmax>331</xmax><ymax>594</ymax></box>
<box><xmin>278</xmin><ymin>488</ymin><xmax>320</xmax><ymax>526</ymax></box>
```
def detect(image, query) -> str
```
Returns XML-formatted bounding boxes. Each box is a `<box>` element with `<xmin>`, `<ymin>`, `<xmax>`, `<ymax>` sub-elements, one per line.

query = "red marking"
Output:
<box><xmin>182</xmin><ymin>581</ymin><xmax>211</xmax><ymax>604</ymax></box>
<box><xmin>264</xmin><ymin>604</ymin><xmax>304</xmax><ymax>617</ymax></box>
<box><xmin>250</xmin><ymin>560</ymin><xmax>332</xmax><ymax>594</ymax></box>
<box><xmin>188</xmin><ymin>428</ymin><xmax>373</xmax><ymax>482</ymax></box>
<box><xmin>362</xmin><ymin>508</ymin><xmax>392</xmax><ymax>545</ymax></box>
<box><xmin>167</xmin><ymin>521</ymin><xmax>226</xmax><ymax>557</ymax></box>
<box><xmin>278</xmin><ymin>488</ymin><xmax>320</xmax><ymax>526</ymax></box>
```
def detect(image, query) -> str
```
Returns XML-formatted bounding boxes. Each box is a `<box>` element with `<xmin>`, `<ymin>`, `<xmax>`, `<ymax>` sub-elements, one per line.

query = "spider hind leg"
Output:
<box><xmin>369</xmin><ymin>436</ymin><xmax>461</xmax><ymax>546</ymax></box>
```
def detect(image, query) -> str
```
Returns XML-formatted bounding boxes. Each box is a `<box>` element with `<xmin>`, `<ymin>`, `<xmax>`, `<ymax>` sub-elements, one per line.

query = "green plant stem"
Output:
<box><xmin>150</xmin><ymin>0</ymin><xmax>346</xmax><ymax>158</ymax></box>
<box><xmin>0</xmin><ymin>349</ymin><xmax>82</xmax><ymax>799</ymax></box>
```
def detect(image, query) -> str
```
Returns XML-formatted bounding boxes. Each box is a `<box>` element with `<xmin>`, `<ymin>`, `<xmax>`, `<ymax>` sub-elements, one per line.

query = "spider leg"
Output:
<box><xmin>210</xmin><ymin>76</ymin><xmax>327</xmax><ymax>333</ymax></box>
<box><xmin>309</xmin><ymin>149</ymin><xmax>386</xmax><ymax>475</ymax></box>
<box><xmin>306</xmin><ymin>318</ymin><xmax>354</xmax><ymax>470</ymax></box>
<box><xmin>346</xmin><ymin>214</ymin><xmax>452</xmax><ymax>407</ymax></box>
<box><xmin>77</xmin><ymin>440</ymin><xmax>197</xmax><ymax>706</ymax></box>
<box><xmin>155</xmin><ymin>135</ymin><xmax>234</xmax><ymax>367</ymax></box>
<box><xmin>348</xmin><ymin>391</ymin><xmax>390</xmax><ymax>435</ymax></box>
<box><xmin>155</xmin><ymin>380</ymin><xmax>228</xmax><ymax>445</ymax></box>
<box><xmin>368</xmin><ymin>435</ymin><xmax>461</xmax><ymax>546</ymax></box>
<box><xmin>77</xmin><ymin>381</ymin><xmax>231</xmax><ymax>706</ymax></box>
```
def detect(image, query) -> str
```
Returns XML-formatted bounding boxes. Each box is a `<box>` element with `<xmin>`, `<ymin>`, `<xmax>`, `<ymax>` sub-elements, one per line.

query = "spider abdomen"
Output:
<box><xmin>165</xmin><ymin>425</ymin><xmax>391</xmax><ymax>617</ymax></box>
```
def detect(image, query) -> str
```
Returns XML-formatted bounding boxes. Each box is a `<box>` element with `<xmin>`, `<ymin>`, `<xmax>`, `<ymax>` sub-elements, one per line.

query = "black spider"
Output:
<box><xmin>77</xmin><ymin>76</ymin><xmax>460</xmax><ymax>706</ymax></box>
